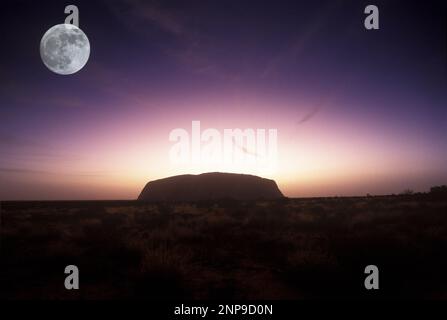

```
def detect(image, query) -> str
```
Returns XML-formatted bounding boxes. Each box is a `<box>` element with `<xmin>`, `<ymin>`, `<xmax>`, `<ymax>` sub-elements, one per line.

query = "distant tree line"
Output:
<box><xmin>430</xmin><ymin>185</ymin><xmax>447</xmax><ymax>195</ymax></box>
<box><xmin>386</xmin><ymin>185</ymin><xmax>447</xmax><ymax>200</ymax></box>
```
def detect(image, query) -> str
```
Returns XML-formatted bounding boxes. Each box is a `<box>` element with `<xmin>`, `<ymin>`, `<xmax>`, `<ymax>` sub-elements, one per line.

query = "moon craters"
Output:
<box><xmin>40</xmin><ymin>24</ymin><xmax>90</xmax><ymax>75</ymax></box>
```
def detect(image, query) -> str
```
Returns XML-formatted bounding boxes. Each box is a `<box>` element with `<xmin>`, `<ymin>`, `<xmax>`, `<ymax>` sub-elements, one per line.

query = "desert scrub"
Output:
<box><xmin>132</xmin><ymin>242</ymin><xmax>195</xmax><ymax>298</ymax></box>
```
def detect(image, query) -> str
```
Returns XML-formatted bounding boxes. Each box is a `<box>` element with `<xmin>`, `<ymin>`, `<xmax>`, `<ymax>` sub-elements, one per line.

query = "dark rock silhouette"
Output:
<box><xmin>138</xmin><ymin>172</ymin><xmax>284</xmax><ymax>201</ymax></box>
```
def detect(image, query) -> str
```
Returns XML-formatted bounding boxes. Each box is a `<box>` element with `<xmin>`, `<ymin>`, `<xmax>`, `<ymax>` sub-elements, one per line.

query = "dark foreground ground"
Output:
<box><xmin>1</xmin><ymin>195</ymin><xmax>447</xmax><ymax>299</ymax></box>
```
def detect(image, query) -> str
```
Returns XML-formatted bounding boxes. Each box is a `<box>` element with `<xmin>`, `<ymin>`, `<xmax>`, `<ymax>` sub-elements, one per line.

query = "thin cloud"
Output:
<box><xmin>106</xmin><ymin>0</ymin><xmax>240</xmax><ymax>81</ymax></box>
<box><xmin>295</xmin><ymin>91</ymin><xmax>338</xmax><ymax>127</ymax></box>
<box><xmin>261</xmin><ymin>0</ymin><xmax>343</xmax><ymax>79</ymax></box>
<box><xmin>0</xmin><ymin>133</ymin><xmax>44</xmax><ymax>149</ymax></box>
<box><xmin>0</xmin><ymin>132</ymin><xmax>82</xmax><ymax>164</ymax></box>
<box><xmin>106</xmin><ymin>0</ymin><xmax>189</xmax><ymax>39</ymax></box>
<box><xmin>0</xmin><ymin>167</ymin><xmax>109</xmax><ymax>177</ymax></box>
<box><xmin>0</xmin><ymin>167</ymin><xmax>50</xmax><ymax>175</ymax></box>
<box><xmin>297</xmin><ymin>104</ymin><xmax>323</xmax><ymax>125</ymax></box>
<box><xmin>232</xmin><ymin>137</ymin><xmax>260</xmax><ymax>157</ymax></box>
<box><xmin>131</xmin><ymin>0</ymin><xmax>185</xmax><ymax>36</ymax></box>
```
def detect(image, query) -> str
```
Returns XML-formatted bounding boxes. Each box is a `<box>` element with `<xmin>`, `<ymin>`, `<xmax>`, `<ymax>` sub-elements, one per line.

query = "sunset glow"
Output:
<box><xmin>1</xmin><ymin>0</ymin><xmax>445</xmax><ymax>200</ymax></box>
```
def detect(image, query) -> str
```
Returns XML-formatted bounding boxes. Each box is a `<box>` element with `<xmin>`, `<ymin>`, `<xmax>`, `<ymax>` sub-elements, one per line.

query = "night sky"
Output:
<box><xmin>0</xmin><ymin>0</ymin><xmax>446</xmax><ymax>200</ymax></box>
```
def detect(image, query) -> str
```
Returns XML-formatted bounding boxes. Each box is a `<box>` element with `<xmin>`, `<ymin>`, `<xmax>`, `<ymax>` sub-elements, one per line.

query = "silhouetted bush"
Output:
<box><xmin>430</xmin><ymin>185</ymin><xmax>447</xmax><ymax>194</ymax></box>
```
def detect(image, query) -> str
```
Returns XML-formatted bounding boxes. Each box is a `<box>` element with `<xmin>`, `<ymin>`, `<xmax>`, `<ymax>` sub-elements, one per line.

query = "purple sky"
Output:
<box><xmin>0</xmin><ymin>0</ymin><xmax>446</xmax><ymax>200</ymax></box>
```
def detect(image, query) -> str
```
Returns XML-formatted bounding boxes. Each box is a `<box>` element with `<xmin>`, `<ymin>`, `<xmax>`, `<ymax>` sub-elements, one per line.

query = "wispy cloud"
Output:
<box><xmin>106</xmin><ymin>0</ymin><xmax>191</xmax><ymax>41</ymax></box>
<box><xmin>297</xmin><ymin>105</ymin><xmax>323</xmax><ymax>125</ymax></box>
<box><xmin>0</xmin><ymin>167</ymin><xmax>109</xmax><ymax>177</ymax></box>
<box><xmin>106</xmin><ymin>0</ymin><xmax>240</xmax><ymax>81</ymax></box>
<box><xmin>0</xmin><ymin>132</ymin><xmax>44</xmax><ymax>149</ymax></box>
<box><xmin>0</xmin><ymin>132</ymin><xmax>81</xmax><ymax>165</ymax></box>
<box><xmin>261</xmin><ymin>0</ymin><xmax>343</xmax><ymax>79</ymax></box>
<box><xmin>126</xmin><ymin>0</ymin><xmax>185</xmax><ymax>36</ymax></box>
<box><xmin>0</xmin><ymin>167</ymin><xmax>50</xmax><ymax>175</ymax></box>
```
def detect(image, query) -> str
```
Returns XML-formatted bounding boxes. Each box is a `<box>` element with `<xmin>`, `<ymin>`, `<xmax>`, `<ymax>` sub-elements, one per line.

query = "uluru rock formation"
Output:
<box><xmin>138</xmin><ymin>172</ymin><xmax>284</xmax><ymax>201</ymax></box>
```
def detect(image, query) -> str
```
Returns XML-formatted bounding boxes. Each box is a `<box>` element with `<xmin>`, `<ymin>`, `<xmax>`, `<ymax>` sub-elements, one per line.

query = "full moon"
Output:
<box><xmin>40</xmin><ymin>24</ymin><xmax>90</xmax><ymax>75</ymax></box>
